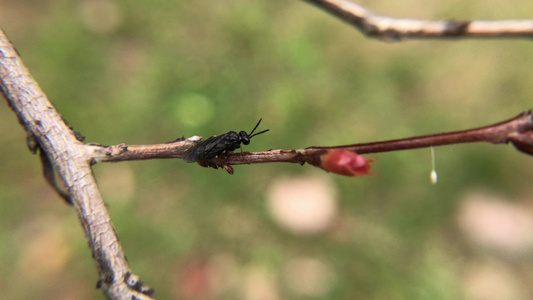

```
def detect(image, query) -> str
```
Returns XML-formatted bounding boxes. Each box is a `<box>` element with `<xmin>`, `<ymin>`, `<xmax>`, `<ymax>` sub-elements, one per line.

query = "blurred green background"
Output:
<box><xmin>1</xmin><ymin>0</ymin><xmax>533</xmax><ymax>299</ymax></box>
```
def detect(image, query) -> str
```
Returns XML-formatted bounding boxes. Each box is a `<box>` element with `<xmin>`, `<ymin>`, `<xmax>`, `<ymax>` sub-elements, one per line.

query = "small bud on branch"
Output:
<box><xmin>306</xmin><ymin>149</ymin><xmax>376</xmax><ymax>177</ymax></box>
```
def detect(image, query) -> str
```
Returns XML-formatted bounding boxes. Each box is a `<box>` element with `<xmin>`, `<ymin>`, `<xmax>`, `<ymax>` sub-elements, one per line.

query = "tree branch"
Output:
<box><xmin>90</xmin><ymin>137</ymin><xmax>200</xmax><ymax>163</ymax></box>
<box><xmin>306</xmin><ymin>110</ymin><xmax>533</xmax><ymax>154</ymax></box>
<box><xmin>91</xmin><ymin>110</ymin><xmax>533</xmax><ymax>177</ymax></box>
<box><xmin>0</xmin><ymin>30</ymin><xmax>154</xmax><ymax>300</ymax></box>
<box><xmin>304</xmin><ymin>0</ymin><xmax>533</xmax><ymax>40</ymax></box>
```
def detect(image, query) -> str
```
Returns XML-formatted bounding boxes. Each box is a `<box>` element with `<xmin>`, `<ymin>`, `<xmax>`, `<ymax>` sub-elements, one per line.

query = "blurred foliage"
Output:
<box><xmin>1</xmin><ymin>0</ymin><xmax>533</xmax><ymax>299</ymax></box>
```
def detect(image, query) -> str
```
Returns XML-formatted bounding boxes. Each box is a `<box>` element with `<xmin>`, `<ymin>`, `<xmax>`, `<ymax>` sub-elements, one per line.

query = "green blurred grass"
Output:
<box><xmin>1</xmin><ymin>0</ymin><xmax>533</xmax><ymax>299</ymax></box>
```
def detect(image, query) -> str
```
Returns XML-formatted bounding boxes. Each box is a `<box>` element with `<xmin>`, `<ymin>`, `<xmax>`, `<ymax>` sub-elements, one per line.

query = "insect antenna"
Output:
<box><xmin>249</xmin><ymin>118</ymin><xmax>263</xmax><ymax>135</ymax></box>
<box><xmin>249</xmin><ymin>128</ymin><xmax>270</xmax><ymax>139</ymax></box>
<box><xmin>248</xmin><ymin>118</ymin><xmax>269</xmax><ymax>138</ymax></box>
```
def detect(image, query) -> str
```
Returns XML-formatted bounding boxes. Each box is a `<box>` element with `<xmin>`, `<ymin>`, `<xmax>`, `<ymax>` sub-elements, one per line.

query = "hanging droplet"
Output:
<box><xmin>430</xmin><ymin>146</ymin><xmax>438</xmax><ymax>184</ymax></box>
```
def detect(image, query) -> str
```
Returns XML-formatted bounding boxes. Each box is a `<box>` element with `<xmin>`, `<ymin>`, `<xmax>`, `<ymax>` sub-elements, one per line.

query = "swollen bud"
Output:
<box><xmin>509</xmin><ymin>131</ymin><xmax>533</xmax><ymax>156</ymax></box>
<box><xmin>308</xmin><ymin>149</ymin><xmax>376</xmax><ymax>177</ymax></box>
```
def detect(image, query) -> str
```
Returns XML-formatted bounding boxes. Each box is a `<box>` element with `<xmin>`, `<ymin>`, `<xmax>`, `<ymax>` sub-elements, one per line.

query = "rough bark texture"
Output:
<box><xmin>0</xmin><ymin>30</ymin><xmax>154</xmax><ymax>300</ymax></box>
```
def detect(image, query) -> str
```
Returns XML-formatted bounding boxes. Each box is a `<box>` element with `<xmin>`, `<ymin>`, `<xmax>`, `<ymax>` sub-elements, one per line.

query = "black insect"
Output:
<box><xmin>186</xmin><ymin>118</ymin><xmax>269</xmax><ymax>163</ymax></box>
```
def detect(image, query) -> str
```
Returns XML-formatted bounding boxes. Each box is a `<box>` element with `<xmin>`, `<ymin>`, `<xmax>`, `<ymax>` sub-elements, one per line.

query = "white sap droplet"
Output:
<box><xmin>430</xmin><ymin>170</ymin><xmax>438</xmax><ymax>184</ymax></box>
<box><xmin>430</xmin><ymin>146</ymin><xmax>437</xmax><ymax>184</ymax></box>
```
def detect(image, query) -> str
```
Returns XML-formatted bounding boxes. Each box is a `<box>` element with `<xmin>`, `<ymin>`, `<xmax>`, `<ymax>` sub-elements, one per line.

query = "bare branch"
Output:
<box><xmin>305</xmin><ymin>110</ymin><xmax>533</xmax><ymax>154</ymax></box>
<box><xmin>304</xmin><ymin>0</ymin><xmax>533</xmax><ymax>40</ymax></box>
<box><xmin>0</xmin><ymin>30</ymin><xmax>154</xmax><ymax>300</ymax></box>
<box><xmin>90</xmin><ymin>111</ymin><xmax>533</xmax><ymax>177</ymax></box>
<box><xmin>90</xmin><ymin>137</ymin><xmax>200</xmax><ymax>163</ymax></box>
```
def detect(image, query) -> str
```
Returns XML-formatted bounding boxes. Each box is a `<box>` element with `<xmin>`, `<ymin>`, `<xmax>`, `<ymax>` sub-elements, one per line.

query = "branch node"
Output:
<box><xmin>124</xmin><ymin>272</ymin><xmax>155</xmax><ymax>296</ymax></box>
<box><xmin>444</xmin><ymin>20</ymin><xmax>471</xmax><ymax>36</ymax></box>
<box><xmin>104</xmin><ymin>143</ymin><xmax>129</xmax><ymax>157</ymax></box>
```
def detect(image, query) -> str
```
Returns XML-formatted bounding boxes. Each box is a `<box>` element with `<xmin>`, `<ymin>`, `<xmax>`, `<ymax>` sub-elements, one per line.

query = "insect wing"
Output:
<box><xmin>187</xmin><ymin>135</ymin><xmax>228</xmax><ymax>161</ymax></box>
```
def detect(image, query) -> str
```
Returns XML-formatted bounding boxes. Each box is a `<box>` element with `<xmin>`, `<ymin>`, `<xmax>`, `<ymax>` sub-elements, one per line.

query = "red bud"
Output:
<box><xmin>318</xmin><ymin>149</ymin><xmax>376</xmax><ymax>177</ymax></box>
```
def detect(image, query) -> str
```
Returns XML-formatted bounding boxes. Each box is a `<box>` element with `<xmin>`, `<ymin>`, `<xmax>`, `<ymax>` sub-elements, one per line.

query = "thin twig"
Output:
<box><xmin>215</xmin><ymin>110</ymin><xmax>533</xmax><ymax>169</ymax></box>
<box><xmin>304</xmin><ymin>0</ymin><xmax>533</xmax><ymax>40</ymax></box>
<box><xmin>306</xmin><ymin>110</ymin><xmax>533</xmax><ymax>153</ymax></box>
<box><xmin>90</xmin><ymin>138</ymin><xmax>199</xmax><ymax>163</ymax></box>
<box><xmin>92</xmin><ymin>111</ymin><xmax>533</xmax><ymax>174</ymax></box>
